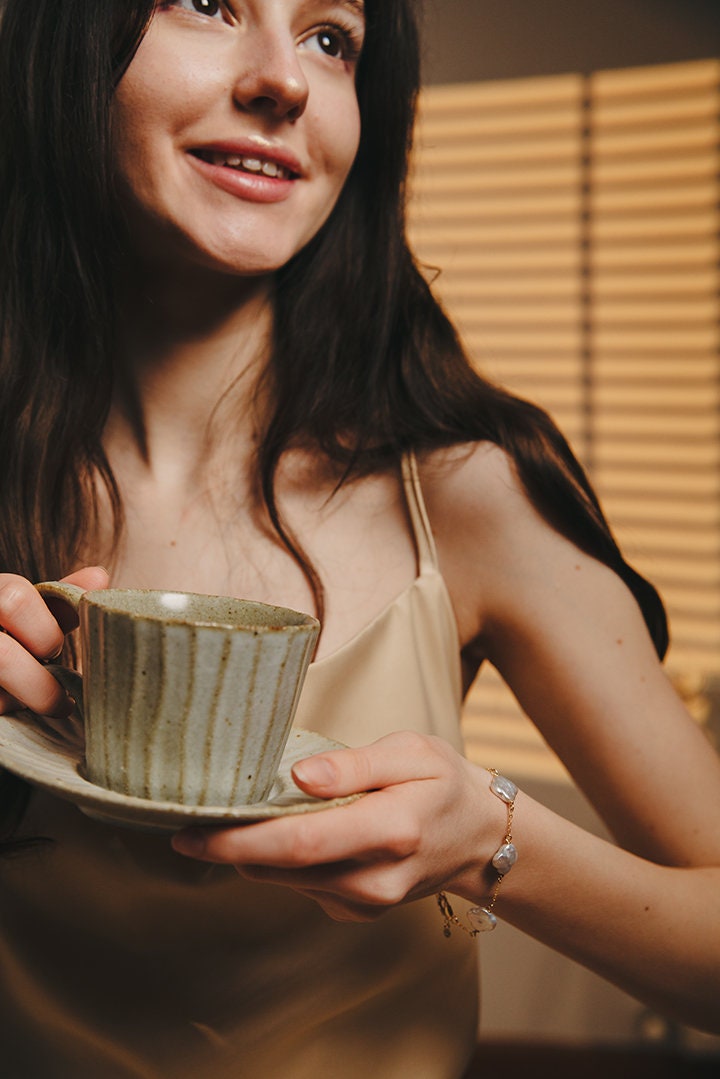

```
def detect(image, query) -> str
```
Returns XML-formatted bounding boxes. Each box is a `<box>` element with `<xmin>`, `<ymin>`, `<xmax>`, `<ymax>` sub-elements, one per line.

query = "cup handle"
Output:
<box><xmin>35</xmin><ymin>581</ymin><xmax>85</xmax><ymax>611</ymax></box>
<box><xmin>35</xmin><ymin>581</ymin><xmax>86</xmax><ymax>718</ymax></box>
<box><xmin>43</xmin><ymin>664</ymin><xmax>84</xmax><ymax>719</ymax></box>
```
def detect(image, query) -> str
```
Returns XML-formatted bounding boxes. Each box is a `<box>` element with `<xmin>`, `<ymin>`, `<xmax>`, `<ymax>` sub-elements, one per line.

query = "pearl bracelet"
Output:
<box><xmin>437</xmin><ymin>768</ymin><xmax>518</xmax><ymax>936</ymax></box>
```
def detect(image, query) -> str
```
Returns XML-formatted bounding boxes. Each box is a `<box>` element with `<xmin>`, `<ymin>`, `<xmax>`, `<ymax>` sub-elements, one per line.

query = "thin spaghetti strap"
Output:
<box><xmin>401</xmin><ymin>451</ymin><xmax>439</xmax><ymax>573</ymax></box>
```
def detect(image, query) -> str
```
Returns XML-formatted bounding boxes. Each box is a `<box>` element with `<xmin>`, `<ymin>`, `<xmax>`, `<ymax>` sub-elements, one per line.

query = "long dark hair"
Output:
<box><xmin>0</xmin><ymin>0</ymin><xmax>667</xmax><ymax>844</ymax></box>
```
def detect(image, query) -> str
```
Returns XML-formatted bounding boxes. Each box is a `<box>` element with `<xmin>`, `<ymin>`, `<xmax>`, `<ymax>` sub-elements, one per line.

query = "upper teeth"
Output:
<box><xmin>205</xmin><ymin>152</ymin><xmax>290</xmax><ymax>179</ymax></box>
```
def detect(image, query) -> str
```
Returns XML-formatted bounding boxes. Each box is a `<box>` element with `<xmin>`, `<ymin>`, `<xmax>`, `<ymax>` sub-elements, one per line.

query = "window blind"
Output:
<box><xmin>408</xmin><ymin>60</ymin><xmax>720</xmax><ymax>774</ymax></box>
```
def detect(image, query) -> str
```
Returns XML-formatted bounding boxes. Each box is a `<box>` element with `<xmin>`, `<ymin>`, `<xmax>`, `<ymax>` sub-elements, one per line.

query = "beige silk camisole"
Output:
<box><xmin>0</xmin><ymin>455</ymin><xmax>479</xmax><ymax>1079</ymax></box>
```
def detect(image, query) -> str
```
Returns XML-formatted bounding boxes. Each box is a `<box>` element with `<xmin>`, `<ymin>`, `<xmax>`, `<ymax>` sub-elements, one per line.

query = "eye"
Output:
<box><xmin>165</xmin><ymin>0</ymin><xmax>223</xmax><ymax>17</ymax></box>
<box><xmin>301</xmin><ymin>25</ymin><xmax>363</xmax><ymax>62</ymax></box>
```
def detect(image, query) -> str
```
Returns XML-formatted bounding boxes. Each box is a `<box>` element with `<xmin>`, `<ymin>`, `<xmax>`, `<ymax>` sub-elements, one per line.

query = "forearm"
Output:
<box><xmin>453</xmin><ymin>789</ymin><xmax>720</xmax><ymax>1034</ymax></box>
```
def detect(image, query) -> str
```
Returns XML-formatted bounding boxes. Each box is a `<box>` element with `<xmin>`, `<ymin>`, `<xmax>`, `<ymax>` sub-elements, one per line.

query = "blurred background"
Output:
<box><xmin>406</xmin><ymin>1</ymin><xmax>720</xmax><ymax>1070</ymax></box>
<box><xmin>421</xmin><ymin>0</ymin><xmax>719</xmax><ymax>82</ymax></box>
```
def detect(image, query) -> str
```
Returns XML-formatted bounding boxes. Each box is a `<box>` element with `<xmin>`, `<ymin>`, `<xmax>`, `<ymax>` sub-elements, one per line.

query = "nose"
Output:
<box><xmin>231</xmin><ymin>29</ymin><xmax>309</xmax><ymax>123</ymax></box>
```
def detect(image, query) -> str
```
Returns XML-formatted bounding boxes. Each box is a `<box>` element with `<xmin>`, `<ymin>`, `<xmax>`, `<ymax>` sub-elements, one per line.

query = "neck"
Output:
<box><xmin>107</xmin><ymin>260</ymin><xmax>274</xmax><ymax>488</ymax></box>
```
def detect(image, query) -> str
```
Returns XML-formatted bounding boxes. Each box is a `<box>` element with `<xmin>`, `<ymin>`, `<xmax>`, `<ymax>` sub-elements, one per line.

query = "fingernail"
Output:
<box><xmin>293</xmin><ymin>756</ymin><xmax>336</xmax><ymax>790</ymax></box>
<box><xmin>171</xmin><ymin>829</ymin><xmax>205</xmax><ymax>857</ymax></box>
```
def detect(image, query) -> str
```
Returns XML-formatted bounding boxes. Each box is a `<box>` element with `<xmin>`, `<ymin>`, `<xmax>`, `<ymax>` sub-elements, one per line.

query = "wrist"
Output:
<box><xmin>438</xmin><ymin>767</ymin><xmax>519</xmax><ymax>936</ymax></box>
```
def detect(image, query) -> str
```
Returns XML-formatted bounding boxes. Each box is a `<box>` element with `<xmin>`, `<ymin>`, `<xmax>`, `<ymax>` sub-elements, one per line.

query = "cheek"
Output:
<box><xmin>316</xmin><ymin>96</ymin><xmax>362</xmax><ymax>188</ymax></box>
<box><xmin>340</xmin><ymin>114</ymin><xmax>362</xmax><ymax>182</ymax></box>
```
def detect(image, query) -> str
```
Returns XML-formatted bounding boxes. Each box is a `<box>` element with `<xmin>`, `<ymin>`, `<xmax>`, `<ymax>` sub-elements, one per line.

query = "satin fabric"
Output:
<box><xmin>0</xmin><ymin>455</ymin><xmax>479</xmax><ymax>1078</ymax></box>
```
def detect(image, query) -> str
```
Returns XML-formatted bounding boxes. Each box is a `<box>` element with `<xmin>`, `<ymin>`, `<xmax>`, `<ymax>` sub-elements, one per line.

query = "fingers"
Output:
<box><xmin>0</xmin><ymin>566</ymin><xmax>108</xmax><ymax>716</ymax></box>
<box><xmin>171</xmin><ymin>733</ymin><xmax>460</xmax><ymax>867</ymax></box>
<box><xmin>239</xmin><ymin>873</ymin><xmax>407</xmax><ymax>923</ymax></box>
<box><xmin>237</xmin><ymin>858</ymin><xmax>418</xmax><ymax>910</ymax></box>
<box><xmin>172</xmin><ymin>784</ymin><xmax>420</xmax><ymax>867</ymax></box>
<box><xmin>290</xmin><ymin>731</ymin><xmax>453</xmax><ymax>798</ymax></box>
<box><xmin>0</xmin><ymin>627</ymin><xmax>72</xmax><ymax>715</ymax></box>
<box><xmin>0</xmin><ymin>574</ymin><xmax>66</xmax><ymax>660</ymax></box>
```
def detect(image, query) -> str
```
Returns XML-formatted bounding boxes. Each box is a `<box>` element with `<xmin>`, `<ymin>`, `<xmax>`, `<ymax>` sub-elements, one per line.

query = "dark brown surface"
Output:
<box><xmin>463</xmin><ymin>1042</ymin><xmax>720</xmax><ymax>1078</ymax></box>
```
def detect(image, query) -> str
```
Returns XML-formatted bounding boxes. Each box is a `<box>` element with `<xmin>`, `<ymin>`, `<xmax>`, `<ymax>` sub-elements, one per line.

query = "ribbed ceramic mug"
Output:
<box><xmin>35</xmin><ymin>583</ymin><xmax>320</xmax><ymax>806</ymax></box>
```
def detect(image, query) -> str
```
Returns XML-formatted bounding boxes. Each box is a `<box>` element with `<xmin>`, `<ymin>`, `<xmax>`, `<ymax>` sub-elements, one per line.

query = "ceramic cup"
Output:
<box><xmin>35</xmin><ymin>583</ymin><xmax>320</xmax><ymax>807</ymax></box>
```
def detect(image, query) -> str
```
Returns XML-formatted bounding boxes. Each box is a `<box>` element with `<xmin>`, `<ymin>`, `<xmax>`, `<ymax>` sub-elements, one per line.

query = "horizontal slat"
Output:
<box><xmin>411</xmin><ymin>192</ymin><xmax>583</xmax><ymax>220</ymax></box>
<box><xmin>594</xmin><ymin>470</ymin><xmax>720</xmax><ymax>499</ymax></box>
<box><xmin>414</xmin><ymin>250</ymin><xmax>581</xmax><ymax>274</ymax></box>
<box><xmin>595</xmin><ymin>441</ymin><xmax>719</xmax><ymax>467</ymax></box>
<box><xmin>460</xmin><ymin>328</ymin><xmax>583</xmax><ymax>350</ymax></box>
<box><xmin>595</xmin><ymin>413</ymin><xmax>719</xmax><ymax>438</ymax></box>
<box><xmin>593</xmin><ymin>353</ymin><xmax>718</xmax><ymax>377</ymax></box>
<box><xmin>592</xmin><ymin>59</ymin><xmax>720</xmax><ymax>99</ymax></box>
<box><xmin>591</xmin><ymin>209</ymin><xmax>719</xmax><ymax>240</ymax></box>
<box><xmin>591</xmin><ymin>271</ymin><xmax>718</xmax><ymax>298</ymax></box>
<box><xmin>592</xmin><ymin>94</ymin><xmax>719</xmax><ymax>129</ymax></box>
<box><xmin>591</xmin><ymin>150</ymin><xmax>720</xmax><ymax>186</ymax></box>
<box><xmin>412</xmin><ymin>136</ymin><xmax>581</xmax><ymax>168</ymax></box>
<box><xmin>437</xmin><ymin>275</ymin><xmax>580</xmax><ymax>301</ymax></box>
<box><xmin>411</xmin><ymin>220</ymin><xmax>581</xmax><ymax>244</ymax></box>
<box><xmin>593</xmin><ymin>328</ymin><xmax>718</xmax><ymax>350</ymax></box>
<box><xmin>593</xmin><ymin>298</ymin><xmax>718</xmax><ymax>322</ymax></box>
<box><xmin>591</xmin><ymin>239</ymin><xmax>718</xmax><ymax>269</ymax></box>
<box><xmin>592</xmin><ymin>123</ymin><xmax>718</xmax><ymax>158</ymax></box>
<box><xmin>417</xmin><ymin>106</ymin><xmax>581</xmax><ymax>142</ymax></box>
<box><xmin>479</xmin><ymin>356</ymin><xmax>583</xmax><ymax>378</ymax></box>
<box><xmin>622</xmin><ymin>557</ymin><xmax>720</xmax><ymax>588</ymax></box>
<box><xmin>594</xmin><ymin>384</ymin><xmax>717</xmax><ymax>408</ymax></box>
<box><xmin>610</xmin><ymin>526</ymin><xmax>720</xmax><ymax>556</ymax></box>
<box><xmin>591</xmin><ymin>181</ymin><xmax>718</xmax><ymax>213</ymax></box>
<box><xmin>600</xmin><ymin>495</ymin><xmax>720</xmax><ymax>527</ymax></box>
<box><xmin>418</xmin><ymin>73</ymin><xmax>583</xmax><ymax>111</ymax></box>
<box><xmin>447</xmin><ymin>300</ymin><xmax>580</xmax><ymax>324</ymax></box>
<box><xmin>411</xmin><ymin>163</ymin><xmax>581</xmax><ymax>195</ymax></box>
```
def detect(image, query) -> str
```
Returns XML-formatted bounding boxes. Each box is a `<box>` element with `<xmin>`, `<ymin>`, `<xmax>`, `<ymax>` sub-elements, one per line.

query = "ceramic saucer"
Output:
<box><xmin>0</xmin><ymin>711</ymin><xmax>360</xmax><ymax>832</ymax></box>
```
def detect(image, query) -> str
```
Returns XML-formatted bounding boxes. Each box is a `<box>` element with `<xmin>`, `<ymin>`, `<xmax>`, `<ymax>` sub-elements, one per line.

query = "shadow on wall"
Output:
<box><xmin>421</xmin><ymin>0</ymin><xmax>720</xmax><ymax>84</ymax></box>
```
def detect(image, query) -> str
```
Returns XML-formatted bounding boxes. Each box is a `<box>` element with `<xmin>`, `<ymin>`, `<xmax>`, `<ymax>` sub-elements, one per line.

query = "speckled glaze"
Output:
<box><xmin>36</xmin><ymin>584</ymin><xmax>320</xmax><ymax>806</ymax></box>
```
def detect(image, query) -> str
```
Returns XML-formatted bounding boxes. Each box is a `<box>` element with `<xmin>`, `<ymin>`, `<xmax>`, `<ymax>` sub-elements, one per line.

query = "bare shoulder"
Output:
<box><xmin>417</xmin><ymin>440</ymin><xmax>557</xmax><ymax>575</ymax></box>
<box><xmin>415</xmin><ymin>442</ymin><xmax>536</xmax><ymax>648</ymax></box>
<box><xmin>417</xmin><ymin>441</ymin><xmax>529</xmax><ymax>530</ymax></box>
<box><xmin>415</xmin><ymin>441</ymin><xmax>626</xmax><ymax>650</ymax></box>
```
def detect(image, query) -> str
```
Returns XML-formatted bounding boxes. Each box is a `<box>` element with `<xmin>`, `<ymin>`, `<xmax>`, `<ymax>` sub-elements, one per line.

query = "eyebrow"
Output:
<box><xmin>340</xmin><ymin>0</ymin><xmax>365</xmax><ymax>16</ymax></box>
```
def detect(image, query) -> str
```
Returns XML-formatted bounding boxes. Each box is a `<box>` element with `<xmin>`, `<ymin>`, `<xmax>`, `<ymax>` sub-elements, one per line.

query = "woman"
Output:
<box><xmin>0</xmin><ymin>1</ymin><xmax>718</xmax><ymax>1076</ymax></box>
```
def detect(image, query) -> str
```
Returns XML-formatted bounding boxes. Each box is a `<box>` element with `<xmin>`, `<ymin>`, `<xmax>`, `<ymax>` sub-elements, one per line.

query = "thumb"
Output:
<box><xmin>61</xmin><ymin>566</ymin><xmax>110</xmax><ymax>591</ymax></box>
<box><xmin>291</xmin><ymin>731</ymin><xmax>442</xmax><ymax>798</ymax></box>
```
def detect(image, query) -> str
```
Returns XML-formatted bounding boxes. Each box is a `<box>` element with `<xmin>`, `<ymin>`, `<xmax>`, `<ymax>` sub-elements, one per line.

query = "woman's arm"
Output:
<box><xmin>429</xmin><ymin>441</ymin><xmax>720</xmax><ymax>1027</ymax></box>
<box><xmin>172</xmin><ymin>444</ymin><xmax>720</xmax><ymax>1033</ymax></box>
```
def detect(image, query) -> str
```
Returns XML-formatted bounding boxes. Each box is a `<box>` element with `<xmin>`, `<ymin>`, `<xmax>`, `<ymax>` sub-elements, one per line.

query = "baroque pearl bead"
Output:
<box><xmin>467</xmin><ymin>906</ymin><xmax>497</xmax><ymax>932</ymax></box>
<box><xmin>490</xmin><ymin>773</ymin><xmax>518</xmax><ymax>804</ymax></box>
<box><xmin>492</xmin><ymin>842</ymin><xmax>518</xmax><ymax>875</ymax></box>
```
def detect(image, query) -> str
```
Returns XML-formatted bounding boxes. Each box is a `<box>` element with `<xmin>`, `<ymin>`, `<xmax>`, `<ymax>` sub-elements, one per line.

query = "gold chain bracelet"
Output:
<box><xmin>437</xmin><ymin>768</ymin><xmax>518</xmax><ymax>936</ymax></box>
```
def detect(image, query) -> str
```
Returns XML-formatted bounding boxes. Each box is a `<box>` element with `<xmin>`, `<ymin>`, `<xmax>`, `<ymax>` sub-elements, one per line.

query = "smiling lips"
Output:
<box><xmin>193</xmin><ymin>148</ymin><xmax>297</xmax><ymax>181</ymax></box>
<box><xmin>187</xmin><ymin>144</ymin><xmax>303</xmax><ymax>204</ymax></box>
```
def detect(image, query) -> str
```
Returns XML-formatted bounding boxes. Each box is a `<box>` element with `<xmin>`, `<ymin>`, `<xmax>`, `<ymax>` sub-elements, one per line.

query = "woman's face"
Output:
<box><xmin>112</xmin><ymin>0</ymin><xmax>365</xmax><ymax>276</ymax></box>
